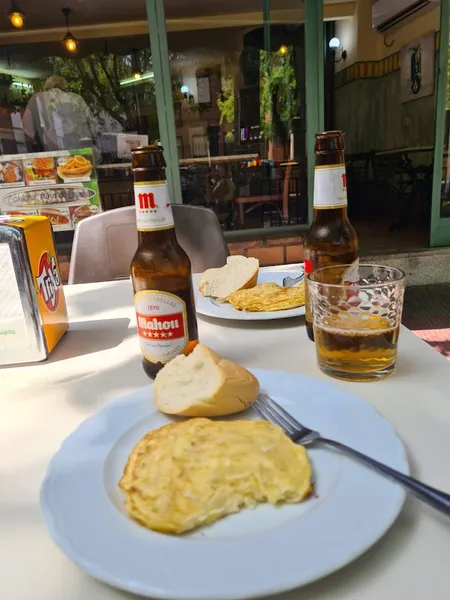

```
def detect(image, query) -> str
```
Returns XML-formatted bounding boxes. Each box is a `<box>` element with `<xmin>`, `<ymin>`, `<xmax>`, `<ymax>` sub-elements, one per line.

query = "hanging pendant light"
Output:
<box><xmin>131</xmin><ymin>48</ymin><xmax>143</xmax><ymax>80</ymax></box>
<box><xmin>7</xmin><ymin>0</ymin><xmax>25</xmax><ymax>28</ymax></box>
<box><xmin>62</xmin><ymin>7</ymin><xmax>78</xmax><ymax>53</ymax></box>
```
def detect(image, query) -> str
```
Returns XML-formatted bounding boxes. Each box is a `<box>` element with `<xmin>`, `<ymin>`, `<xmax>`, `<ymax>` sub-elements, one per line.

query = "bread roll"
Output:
<box><xmin>154</xmin><ymin>344</ymin><xmax>259</xmax><ymax>417</ymax></box>
<box><xmin>199</xmin><ymin>255</ymin><xmax>259</xmax><ymax>300</ymax></box>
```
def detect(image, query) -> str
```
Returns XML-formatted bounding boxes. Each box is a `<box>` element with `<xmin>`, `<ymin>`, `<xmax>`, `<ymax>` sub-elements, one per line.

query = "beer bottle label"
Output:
<box><xmin>134</xmin><ymin>181</ymin><xmax>174</xmax><ymax>232</ymax></box>
<box><xmin>303</xmin><ymin>259</ymin><xmax>313</xmax><ymax>275</ymax></box>
<box><xmin>134</xmin><ymin>290</ymin><xmax>188</xmax><ymax>364</ymax></box>
<box><xmin>313</xmin><ymin>164</ymin><xmax>347</xmax><ymax>209</ymax></box>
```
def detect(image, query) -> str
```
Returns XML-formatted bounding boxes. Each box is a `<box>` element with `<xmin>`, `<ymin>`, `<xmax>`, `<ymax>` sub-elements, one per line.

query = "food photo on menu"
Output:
<box><xmin>0</xmin><ymin>150</ymin><xmax>100</xmax><ymax>231</ymax></box>
<box><xmin>23</xmin><ymin>156</ymin><xmax>58</xmax><ymax>185</ymax></box>
<box><xmin>0</xmin><ymin>160</ymin><xmax>25</xmax><ymax>187</ymax></box>
<box><xmin>57</xmin><ymin>153</ymin><xmax>94</xmax><ymax>182</ymax></box>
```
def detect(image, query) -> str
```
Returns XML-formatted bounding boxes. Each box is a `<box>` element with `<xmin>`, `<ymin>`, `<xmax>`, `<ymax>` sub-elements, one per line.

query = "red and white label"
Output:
<box><xmin>36</xmin><ymin>251</ymin><xmax>60</xmax><ymax>312</ymax></box>
<box><xmin>313</xmin><ymin>164</ymin><xmax>348</xmax><ymax>209</ymax></box>
<box><xmin>134</xmin><ymin>181</ymin><xmax>174</xmax><ymax>232</ymax></box>
<box><xmin>134</xmin><ymin>290</ymin><xmax>188</xmax><ymax>364</ymax></box>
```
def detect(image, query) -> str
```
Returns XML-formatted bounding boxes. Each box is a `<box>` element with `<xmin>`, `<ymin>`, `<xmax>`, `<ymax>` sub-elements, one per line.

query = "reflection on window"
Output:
<box><xmin>168</xmin><ymin>23</ymin><xmax>308</xmax><ymax>231</ymax></box>
<box><xmin>0</xmin><ymin>38</ymin><xmax>159</xmax><ymax>238</ymax></box>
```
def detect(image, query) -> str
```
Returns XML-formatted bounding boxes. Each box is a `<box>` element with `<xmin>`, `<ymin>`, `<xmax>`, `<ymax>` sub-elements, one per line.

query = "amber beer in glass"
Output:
<box><xmin>130</xmin><ymin>145</ymin><xmax>198</xmax><ymax>378</ymax></box>
<box><xmin>308</xmin><ymin>264</ymin><xmax>406</xmax><ymax>382</ymax></box>
<box><xmin>303</xmin><ymin>131</ymin><xmax>358</xmax><ymax>341</ymax></box>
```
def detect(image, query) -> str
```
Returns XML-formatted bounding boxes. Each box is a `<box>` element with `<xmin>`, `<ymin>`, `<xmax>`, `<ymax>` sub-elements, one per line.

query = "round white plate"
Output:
<box><xmin>41</xmin><ymin>370</ymin><xmax>407</xmax><ymax>600</ymax></box>
<box><xmin>194</xmin><ymin>269</ymin><xmax>305</xmax><ymax>320</ymax></box>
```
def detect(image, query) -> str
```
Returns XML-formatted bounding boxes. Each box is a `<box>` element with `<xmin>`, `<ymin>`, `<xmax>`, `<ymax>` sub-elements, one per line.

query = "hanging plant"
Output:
<box><xmin>259</xmin><ymin>47</ymin><xmax>299</xmax><ymax>142</ymax></box>
<box><xmin>217</xmin><ymin>77</ymin><xmax>235</xmax><ymax>140</ymax></box>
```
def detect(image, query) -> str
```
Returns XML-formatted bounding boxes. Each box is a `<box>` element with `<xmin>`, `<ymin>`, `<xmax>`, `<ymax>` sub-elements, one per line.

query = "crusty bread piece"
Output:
<box><xmin>199</xmin><ymin>255</ymin><xmax>259</xmax><ymax>300</ymax></box>
<box><xmin>154</xmin><ymin>344</ymin><xmax>259</xmax><ymax>417</ymax></box>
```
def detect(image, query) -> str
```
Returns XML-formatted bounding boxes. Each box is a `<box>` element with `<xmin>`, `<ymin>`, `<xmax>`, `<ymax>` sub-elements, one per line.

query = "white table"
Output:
<box><xmin>2</xmin><ymin>265</ymin><xmax>450</xmax><ymax>600</ymax></box>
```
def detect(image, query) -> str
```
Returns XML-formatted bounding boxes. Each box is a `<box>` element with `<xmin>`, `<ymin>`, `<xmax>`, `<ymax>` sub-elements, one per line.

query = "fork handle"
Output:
<box><xmin>319</xmin><ymin>437</ymin><xmax>450</xmax><ymax>516</ymax></box>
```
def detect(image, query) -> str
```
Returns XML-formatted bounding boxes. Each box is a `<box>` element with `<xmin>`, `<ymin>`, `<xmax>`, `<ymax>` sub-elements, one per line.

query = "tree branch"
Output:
<box><xmin>75</xmin><ymin>61</ymin><xmax>125</xmax><ymax>126</ymax></box>
<box><xmin>98</xmin><ymin>55</ymin><xmax>124</xmax><ymax>107</ymax></box>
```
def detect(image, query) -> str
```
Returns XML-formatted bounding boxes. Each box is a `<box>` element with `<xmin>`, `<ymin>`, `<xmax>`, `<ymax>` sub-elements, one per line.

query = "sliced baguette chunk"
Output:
<box><xmin>154</xmin><ymin>344</ymin><xmax>259</xmax><ymax>417</ymax></box>
<box><xmin>199</xmin><ymin>255</ymin><xmax>259</xmax><ymax>300</ymax></box>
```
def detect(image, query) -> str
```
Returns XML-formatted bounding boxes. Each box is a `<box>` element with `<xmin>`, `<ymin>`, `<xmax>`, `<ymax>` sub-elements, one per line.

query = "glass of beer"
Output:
<box><xmin>307</xmin><ymin>264</ymin><xmax>406</xmax><ymax>382</ymax></box>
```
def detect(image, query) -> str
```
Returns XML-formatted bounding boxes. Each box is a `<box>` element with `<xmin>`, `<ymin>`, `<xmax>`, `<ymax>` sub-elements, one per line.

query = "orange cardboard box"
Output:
<box><xmin>0</xmin><ymin>215</ymin><xmax>68</xmax><ymax>365</ymax></box>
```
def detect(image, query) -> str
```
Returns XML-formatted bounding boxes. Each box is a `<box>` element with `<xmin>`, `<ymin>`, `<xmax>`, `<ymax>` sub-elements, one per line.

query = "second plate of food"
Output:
<box><xmin>194</xmin><ymin>268</ymin><xmax>305</xmax><ymax>320</ymax></box>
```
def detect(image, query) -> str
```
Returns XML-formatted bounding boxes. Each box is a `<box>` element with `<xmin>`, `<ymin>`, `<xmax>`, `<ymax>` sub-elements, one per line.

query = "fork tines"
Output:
<box><xmin>253</xmin><ymin>393</ymin><xmax>310</xmax><ymax>437</ymax></box>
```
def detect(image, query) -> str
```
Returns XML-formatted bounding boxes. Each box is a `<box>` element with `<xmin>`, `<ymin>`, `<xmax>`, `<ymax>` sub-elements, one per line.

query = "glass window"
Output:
<box><xmin>0</xmin><ymin>5</ymin><xmax>157</xmax><ymax>244</ymax></box>
<box><xmin>164</xmin><ymin>1</ymin><xmax>308</xmax><ymax>231</ymax></box>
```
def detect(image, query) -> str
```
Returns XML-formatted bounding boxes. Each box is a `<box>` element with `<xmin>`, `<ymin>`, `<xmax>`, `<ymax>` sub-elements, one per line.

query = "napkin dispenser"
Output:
<box><xmin>0</xmin><ymin>216</ymin><xmax>68</xmax><ymax>365</ymax></box>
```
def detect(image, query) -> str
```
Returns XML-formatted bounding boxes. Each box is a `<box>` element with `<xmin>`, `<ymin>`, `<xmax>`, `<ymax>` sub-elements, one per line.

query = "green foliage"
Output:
<box><xmin>216</xmin><ymin>77</ymin><xmax>235</xmax><ymax>141</ymax></box>
<box><xmin>217</xmin><ymin>77</ymin><xmax>235</xmax><ymax>125</ymax></box>
<box><xmin>47</xmin><ymin>50</ymin><xmax>159</xmax><ymax>138</ymax></box>
<box><xmin>259</xmin><ymin>47</ymin><xmax>299</xmax><ymax>141</ymax></box>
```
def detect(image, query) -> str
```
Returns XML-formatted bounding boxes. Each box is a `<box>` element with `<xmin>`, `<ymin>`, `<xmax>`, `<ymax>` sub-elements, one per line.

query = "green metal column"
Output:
<box><xmin>145</xmin><ymin>0</ymin><xmax>183</xmax><ymax>203</ymax></box>
<box><xmin>263</xmin><ymin>0</ymin><xmax>271</xmax><ymax>53</ymax></box>
<box><xmin>430</xmin><ymin>0</ymin><xmax>450</xmax><ymax>246</ymax></box>
<box><xmin>305</xmin><ymin>0</ymin><xmax>324</xmax><ymax>222</ymax></box>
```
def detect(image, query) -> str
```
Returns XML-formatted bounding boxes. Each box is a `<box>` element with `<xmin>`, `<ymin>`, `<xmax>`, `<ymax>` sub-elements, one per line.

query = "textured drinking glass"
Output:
<box><xmin>308</xmin><ymin>264</ymin><xmax>406</xmax><ymax>382</ymax></box>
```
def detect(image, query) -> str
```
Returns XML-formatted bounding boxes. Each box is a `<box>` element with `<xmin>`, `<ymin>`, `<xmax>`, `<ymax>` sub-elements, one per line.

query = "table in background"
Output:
<box><xmin>2</xmin><ymin>265</ymin><xmax>450</xmax><ymax>600</ymax></box>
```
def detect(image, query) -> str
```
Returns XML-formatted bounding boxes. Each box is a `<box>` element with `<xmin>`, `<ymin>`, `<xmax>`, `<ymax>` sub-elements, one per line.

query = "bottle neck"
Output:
<box><xmin>133</xmin><ymin>178</ymin><xmax>174</xmax><ymax>236</ymax></box>
<box><xmin>137</xmin><ymin>226</ymin><xmax>177</xmax><ymax>246</ymax></box>
<box><xmin>313</xmin><ymin>150</ymin><xmax>348</xmax><ymax>214</ymax></box>
<box><xmin>312</xmin><ymin>206</ymin><xmax>349</xmax><ymax>223</ymax></box>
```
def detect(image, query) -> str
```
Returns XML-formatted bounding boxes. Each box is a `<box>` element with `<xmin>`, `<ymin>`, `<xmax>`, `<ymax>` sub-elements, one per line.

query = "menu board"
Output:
<box><xmin>0</xmin><ymin>148</ymin><xmax>101</xmax><ymax>232</ymax></box>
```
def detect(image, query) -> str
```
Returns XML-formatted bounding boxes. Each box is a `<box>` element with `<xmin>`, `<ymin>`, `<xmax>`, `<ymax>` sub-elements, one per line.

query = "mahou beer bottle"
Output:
<box><xmin>304</xmin><ymin>131</ymin><xmax>358</xmax><ymax>341</ymax></box>
<box><xmin>131</xmin><ymin>145</ymin><xmax>199</xmax><ymax>378</ymax></box>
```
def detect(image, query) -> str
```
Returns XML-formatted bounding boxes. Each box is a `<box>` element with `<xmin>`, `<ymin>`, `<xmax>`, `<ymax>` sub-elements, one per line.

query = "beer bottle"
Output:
<box><xmin>130</xmin><ymin>145</ymin><xmax>199</xmax><ymax>378</ymax></box>
<box><xmin>304</xmin><ymin>131</ymin><xmax>358</xmax><ymax>341</ymax></box>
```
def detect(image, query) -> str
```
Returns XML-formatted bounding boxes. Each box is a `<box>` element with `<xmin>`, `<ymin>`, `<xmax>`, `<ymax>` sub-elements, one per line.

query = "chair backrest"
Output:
<box><xmin>68</xmin><ymin>204</ymin><xmax>229</xmax><ymax>284</ymax></box>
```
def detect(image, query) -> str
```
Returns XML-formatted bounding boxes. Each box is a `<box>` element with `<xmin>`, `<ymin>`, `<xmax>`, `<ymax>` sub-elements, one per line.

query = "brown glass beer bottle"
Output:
<box><xmin>303</xmin><ymin>131</ymin><xmax>359</xmax><ymax>341</ymax></box>
<box><xmin>130</xmin><ymin>145</ymin><xmax>199</xmax><ymax>378</ymax></box>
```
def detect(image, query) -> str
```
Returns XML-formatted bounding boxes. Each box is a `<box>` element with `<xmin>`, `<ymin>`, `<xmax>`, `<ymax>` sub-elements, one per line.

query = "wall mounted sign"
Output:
<box><xmin>400</xmin><ymin>31</ymin><xmax>435</xmax><ymax>103</ymax></box>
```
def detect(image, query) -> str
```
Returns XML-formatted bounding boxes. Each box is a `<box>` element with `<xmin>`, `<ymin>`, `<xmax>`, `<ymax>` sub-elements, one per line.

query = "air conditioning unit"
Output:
<box><xmin>372</xmin><ymin>0</ymin><xmax>439</xmax><ymax>33</ymax></box>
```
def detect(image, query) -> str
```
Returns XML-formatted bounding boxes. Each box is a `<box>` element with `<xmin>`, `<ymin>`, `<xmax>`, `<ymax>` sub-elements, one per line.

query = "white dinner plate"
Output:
<box><xmin>41</xmin><ymin>370</ymin><xmax>407</xmax><ymax>600</ymax></box>
<box><xmin>194</xmin><ymin>268</ymin><xmax>305</xmax><ymax>320</ymax></box>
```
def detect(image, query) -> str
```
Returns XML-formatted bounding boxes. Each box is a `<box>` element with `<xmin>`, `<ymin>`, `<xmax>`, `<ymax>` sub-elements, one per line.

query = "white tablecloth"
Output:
<box><xmin>1</xmin><ymin>265</ymin><xmax>450</xmax><ymax>600</ymax></box>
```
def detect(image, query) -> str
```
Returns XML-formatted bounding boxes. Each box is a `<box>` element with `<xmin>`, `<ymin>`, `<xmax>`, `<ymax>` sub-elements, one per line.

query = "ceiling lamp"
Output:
<box><xmin>131</xmin><ymin>49</ymin><xmax>143</xmax><ymax>80</ymax></box>
<box><xmin>62</xmin><ymin>7</ymin><xmax>78</xmax><ymax>53</ymax></box>
<box><xmin>7</xmin><ymin>0</ymin><xmax>25</xmax><ymax>28</ymax></box>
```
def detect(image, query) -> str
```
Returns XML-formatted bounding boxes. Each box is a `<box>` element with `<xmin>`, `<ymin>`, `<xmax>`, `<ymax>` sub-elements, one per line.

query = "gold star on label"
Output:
<box><xmin>168</xmin><ymin>331</ymin><xmax>173</xmax><ymax>337</ymax></box>
<box><xmin>161</xmin><ymin>332</ymin><xmax>167</xmax><ymax>338</ymax></box>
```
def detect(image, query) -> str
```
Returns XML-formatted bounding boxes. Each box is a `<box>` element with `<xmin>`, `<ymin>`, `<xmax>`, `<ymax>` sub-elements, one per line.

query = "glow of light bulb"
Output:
<box><xmin>279</xmin><ymin>45</ymin><xmax>288</xmax><ymax>55</ymax></box>
<box><xmin>10</xmin><ymin>12</ymin><xmax>24</xmax><ymax>28</ymax></box>
<box><xmin>65</xmin><ymin>38</ymin><xmax>77</xmax><ymax>52</ymax></box>
<box><xmin>329</xmin><ymin>37</ymin><xmax>341</xmax><ymax>50</ymax></box>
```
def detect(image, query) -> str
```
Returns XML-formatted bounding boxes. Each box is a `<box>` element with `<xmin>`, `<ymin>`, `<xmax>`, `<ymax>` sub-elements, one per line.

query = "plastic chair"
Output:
<box><xmin>68</xmin><ymin>204</ymin><xmax>229</xmax><ymax>284</ymax></box>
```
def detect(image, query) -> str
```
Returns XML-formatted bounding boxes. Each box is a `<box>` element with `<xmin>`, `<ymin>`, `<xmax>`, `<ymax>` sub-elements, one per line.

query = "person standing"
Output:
<box><xmin>22</xmin><ymin>76</ymin><xmax>98</xmax><ymax>153</ymax></box>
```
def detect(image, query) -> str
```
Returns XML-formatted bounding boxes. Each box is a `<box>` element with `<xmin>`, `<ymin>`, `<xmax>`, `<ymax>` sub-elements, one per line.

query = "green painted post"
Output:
<box><xmin>145</xmin><ymin>0</ymin><xmax>183</xmax><ymax>203</ymax></box>
<box><xmin>305</xmin><ymin>0</ymin><xmax>324</xmax><ymax>223</ymax></box>
<box><xmin>263</xmin><ymin>0</ymin><xmax>271</xmax><ymax>53</ymax></box>
<box><xmin>430</xmin><ymin>0</ymin><xmax>450</xmax><ymax>246</ymax></box>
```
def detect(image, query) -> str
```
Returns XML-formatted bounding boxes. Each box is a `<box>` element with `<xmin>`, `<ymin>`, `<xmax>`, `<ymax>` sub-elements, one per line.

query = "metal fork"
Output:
<box><xmin>282</xmin><ymin>273</ymin><xmax>304</xmax><ymax>287</ymax></box>
<box><xmin>253</xmin><ymin>393</ymin><xmax>450</xmax><ymax>516</ymax></box>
